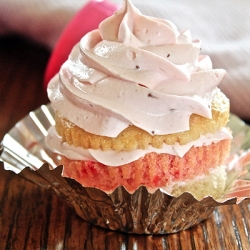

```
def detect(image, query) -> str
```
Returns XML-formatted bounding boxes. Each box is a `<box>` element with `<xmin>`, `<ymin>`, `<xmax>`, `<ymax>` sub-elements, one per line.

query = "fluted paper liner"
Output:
<box><xmin>1</xmin><ymin>104</ymin><xmax>250</xmax><ymax>234</ymax></box>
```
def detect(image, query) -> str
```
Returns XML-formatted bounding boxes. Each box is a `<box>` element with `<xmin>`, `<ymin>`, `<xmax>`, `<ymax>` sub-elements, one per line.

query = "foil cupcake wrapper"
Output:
<box><xmin>1</xmin><ymin>104</ymin><xmax>250</xmax><ymax>234</ymax></box>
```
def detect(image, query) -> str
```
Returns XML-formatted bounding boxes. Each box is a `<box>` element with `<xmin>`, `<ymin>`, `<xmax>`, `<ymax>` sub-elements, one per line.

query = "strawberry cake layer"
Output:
<box><xmin>61</xmin><ymin>139</ymin><xmax>230</xmax><ymax>199</ymax></box>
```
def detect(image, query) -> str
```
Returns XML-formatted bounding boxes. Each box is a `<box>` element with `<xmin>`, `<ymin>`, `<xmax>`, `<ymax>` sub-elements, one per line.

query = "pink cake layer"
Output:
<box><xmin>61</xmin><ymin>139</ymin><xmax>231</xmax><ymax>193</ymax></box>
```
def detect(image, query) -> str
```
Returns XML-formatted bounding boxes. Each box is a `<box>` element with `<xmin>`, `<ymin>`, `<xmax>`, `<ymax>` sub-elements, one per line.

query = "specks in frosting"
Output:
<box><xmin>148</xmin><ymin>93</ymin><xmax>158</xmax><ymax>99</ymax></box>
<box><xmin>167</xmin><ymin>54</ymin><xmax>170</xmax><ymax>58</ymax></box>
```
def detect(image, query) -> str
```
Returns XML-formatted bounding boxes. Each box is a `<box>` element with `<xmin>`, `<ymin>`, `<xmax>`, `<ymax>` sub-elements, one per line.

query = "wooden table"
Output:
<box><xmin>0</xmin><ymin>35</ymin><xmax>250</xmax><ymax>250</ymax></box>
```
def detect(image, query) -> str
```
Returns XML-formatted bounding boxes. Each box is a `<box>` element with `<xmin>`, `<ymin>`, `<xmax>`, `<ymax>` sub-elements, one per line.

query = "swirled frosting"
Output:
<box><xmin>48</xmin><ymin>0</ymin><xmax>226</xmax><ymax>137</ymax></box>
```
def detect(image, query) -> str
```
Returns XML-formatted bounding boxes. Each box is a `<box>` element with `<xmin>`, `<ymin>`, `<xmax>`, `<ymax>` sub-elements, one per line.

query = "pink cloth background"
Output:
<box><xmin>44</xmin><ymin>0</ymin><xmax>118</xmax><ymax>86</ymax></box>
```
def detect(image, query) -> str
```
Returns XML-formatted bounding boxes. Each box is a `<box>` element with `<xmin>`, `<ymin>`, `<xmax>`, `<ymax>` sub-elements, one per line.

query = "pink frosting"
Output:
<box><xmin>48</xmin><ymin>0</ymin><xmax>226</xmax><ymax>137</ymax></box>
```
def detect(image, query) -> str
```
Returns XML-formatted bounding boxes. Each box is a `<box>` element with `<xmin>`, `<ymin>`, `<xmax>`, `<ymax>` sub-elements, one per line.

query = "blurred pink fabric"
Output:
<box><xmin>44</xmin><ymin>0</ymin><xmax>118</xmax><ymax>87</ymax></box>
<box><xmin>0</xmin><ymin>0</ymin><xmax>88</xmax><ymax>48</ymax></box>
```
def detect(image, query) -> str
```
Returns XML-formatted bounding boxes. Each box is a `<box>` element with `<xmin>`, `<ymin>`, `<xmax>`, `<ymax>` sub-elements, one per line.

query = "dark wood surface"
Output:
<box><xmin>0</xmin><ymin>35</ymin><xmax>250</xmax><ymax>250</ymax></box>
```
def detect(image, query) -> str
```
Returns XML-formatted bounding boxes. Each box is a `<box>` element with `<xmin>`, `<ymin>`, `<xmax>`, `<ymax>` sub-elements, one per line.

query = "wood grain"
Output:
<box><xmin>0</xmin><ymin>35</ymin><xmax>250</xmax><ymax>250</ymax></box>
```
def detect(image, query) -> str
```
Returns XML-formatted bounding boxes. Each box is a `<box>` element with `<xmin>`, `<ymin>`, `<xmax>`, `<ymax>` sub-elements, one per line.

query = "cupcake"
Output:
<box><xmin>46</xmin><ymin>0</ymin><xmax>232</xmax><ymax>200</ymax></box>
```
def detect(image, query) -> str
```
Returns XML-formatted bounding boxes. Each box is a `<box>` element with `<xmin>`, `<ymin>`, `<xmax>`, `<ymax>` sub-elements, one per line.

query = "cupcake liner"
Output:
<box><xmin>1</xmin><ymin>104</ymin><xmax>250</xmax><ymax>234</ymax></box>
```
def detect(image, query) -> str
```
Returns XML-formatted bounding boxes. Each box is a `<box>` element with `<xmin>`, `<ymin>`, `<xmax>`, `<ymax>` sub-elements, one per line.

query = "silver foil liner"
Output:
<box><xmin>1</xmin><ymin>104</ymin><xmax>250</xmax><ymax>234</ymax></box>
